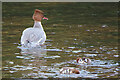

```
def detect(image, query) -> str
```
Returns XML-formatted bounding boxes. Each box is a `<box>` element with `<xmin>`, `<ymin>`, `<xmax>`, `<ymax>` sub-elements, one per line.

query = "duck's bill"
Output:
<box><xmin>43</xmin><ymin>17</ymin><xmax>48</xmax><ymax>20</ymax></box>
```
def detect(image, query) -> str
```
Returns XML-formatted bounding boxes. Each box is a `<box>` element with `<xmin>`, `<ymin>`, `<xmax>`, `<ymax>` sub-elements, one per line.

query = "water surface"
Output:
<box><xmin>2</xmin><ymin>2</ymin><xmax>119</xmax><ymax>78</ymax></box>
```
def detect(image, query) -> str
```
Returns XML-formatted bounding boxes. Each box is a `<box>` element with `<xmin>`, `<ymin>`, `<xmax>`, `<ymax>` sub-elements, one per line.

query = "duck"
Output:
<box><xmin>76</xmin><ymin>57</ymin><xmax>91</xmax><ymax>64</ymax></box>
<box><xmin>21</xmin><ymin>9</ymin><xmax>48</xmax><ymax>47</ymax></box>
<box><xmin>60</xmin><ymin>67</ymin><xmax>80</xmax><ymax>74</ymax></box>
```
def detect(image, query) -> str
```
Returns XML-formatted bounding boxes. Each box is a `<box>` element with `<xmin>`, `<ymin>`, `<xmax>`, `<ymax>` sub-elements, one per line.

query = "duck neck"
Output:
<box><xmin>33</xmin><ymin>21</ymin><xmax>44</xmax><ymax>30</ymax></box>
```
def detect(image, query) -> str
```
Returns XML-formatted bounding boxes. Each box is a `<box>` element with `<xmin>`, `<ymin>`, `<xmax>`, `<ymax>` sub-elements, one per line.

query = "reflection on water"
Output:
<box><xmin>2</xmin><ymin>2</ymin><xmax>119</xmax><ymax>78</ymax></box>
<box><xmin>18</xmin><ymin>45</ymin><xmax>47</xmax><ymax>57</ymax></box>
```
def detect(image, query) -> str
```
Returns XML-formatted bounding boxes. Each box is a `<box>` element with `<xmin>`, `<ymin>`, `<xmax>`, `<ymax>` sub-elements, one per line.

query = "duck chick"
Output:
<box><xmin>77</xmin><ymin>57</ymin><xmax>91</xmax><ymax>64</ymax></box>
<box><xmin>60</xmin><ymin>67</ymin><xmax>80</xmax><ymax>74</ymax></box>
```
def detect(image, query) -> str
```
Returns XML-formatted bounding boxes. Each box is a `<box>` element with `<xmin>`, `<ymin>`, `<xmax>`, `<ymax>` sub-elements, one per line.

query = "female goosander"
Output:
<box><xmin>60</xmin><ymin>67</ymin><xmax>80</xmax><ymax>74</ymax></box>
<box><xmin>21</xmin><ymin>9</ymin><xmax>48</xmax><ymax>47</ymax></box>
<box><xmin>76</xmin><ymin>57</ymin><xmax>91</xmax><ymax>64</ymax></box>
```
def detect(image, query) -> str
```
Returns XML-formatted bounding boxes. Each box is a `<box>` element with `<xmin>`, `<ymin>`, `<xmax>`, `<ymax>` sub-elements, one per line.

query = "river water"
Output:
<box><xmin>2</xmin><ymin>2</ymin><xmax>119</xmax><ymax>78</ymax></box>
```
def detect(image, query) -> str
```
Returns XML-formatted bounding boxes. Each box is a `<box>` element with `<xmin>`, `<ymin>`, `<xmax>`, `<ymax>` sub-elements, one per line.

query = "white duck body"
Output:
<box><xmin>21</xmin><ymin>21</ymin><xmax>46</xmax><ymax>47</ymax></box>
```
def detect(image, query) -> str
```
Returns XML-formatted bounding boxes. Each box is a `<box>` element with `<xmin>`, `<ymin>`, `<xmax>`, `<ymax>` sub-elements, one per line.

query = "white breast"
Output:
<box><xmin>21</xmin><ymin>21</ymin><xmax>46</xmax><ymax>47</ymax></box>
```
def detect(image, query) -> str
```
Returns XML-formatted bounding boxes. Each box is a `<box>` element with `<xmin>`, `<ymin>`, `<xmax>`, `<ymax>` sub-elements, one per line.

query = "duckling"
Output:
<box><xmin>77</xmin><ymin>57</ymin><xmax>91</xmax><ymax>64</ymax></box>
<box><xmin>60</xmin><ymin>67</ymin><xmax>80</xmax><ymax>74</ymax></box>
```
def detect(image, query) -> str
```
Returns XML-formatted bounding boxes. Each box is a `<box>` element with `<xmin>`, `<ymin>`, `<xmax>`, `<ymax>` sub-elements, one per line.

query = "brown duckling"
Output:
<box><xmin>60</xmin><ymin>67</ymin><xmax>80</xmax><ymax>74</ymax></box>
<box><xmin>77</xmin><ymin>57</ymin><xmax>91</xmax><ymax>64</ymax></box>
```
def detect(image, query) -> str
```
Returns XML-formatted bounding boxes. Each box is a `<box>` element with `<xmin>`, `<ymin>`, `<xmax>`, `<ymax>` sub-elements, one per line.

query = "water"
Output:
<box><xmin>2</xmin><ymin>2</ymin><xmax>119</xmax><ymax>78</ymax></box>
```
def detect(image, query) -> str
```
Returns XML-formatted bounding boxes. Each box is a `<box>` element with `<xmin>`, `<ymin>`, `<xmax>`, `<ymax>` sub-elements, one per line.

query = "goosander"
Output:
<box><xmin>76</xmin><ymin>57</ymin><xmax>91</xmax><ymax>64</ymax></box>
<box><xmin>21</xmin><ymin>9</ymin><xmax>48</xmax><ymax>47</ymax></box>
<box><xmin>60</xmin><ymin>67</ymin><xmax>80</xmax><ymax>74</ymax></box>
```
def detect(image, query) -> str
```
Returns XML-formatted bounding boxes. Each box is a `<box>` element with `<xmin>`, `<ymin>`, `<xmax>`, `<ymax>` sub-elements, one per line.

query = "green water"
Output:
<box><xmin>2</xmin><ymin>2</ymin><xmax>119</xmax><ymax>78</ymax></box>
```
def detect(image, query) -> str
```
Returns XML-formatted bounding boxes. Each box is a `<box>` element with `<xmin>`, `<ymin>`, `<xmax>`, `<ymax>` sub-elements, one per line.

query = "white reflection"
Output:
<box><xmin>18</xmin><ymin>45</ymin><xmax>47</xmax><ymax>57</ymax></box>
<box><xmin>17</xmin><ymin>45</ymin><xmax>47</xmax><ymax>67</ymax></box>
